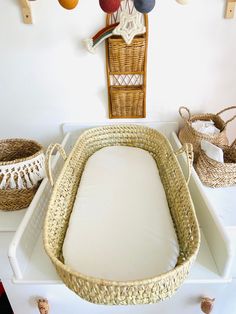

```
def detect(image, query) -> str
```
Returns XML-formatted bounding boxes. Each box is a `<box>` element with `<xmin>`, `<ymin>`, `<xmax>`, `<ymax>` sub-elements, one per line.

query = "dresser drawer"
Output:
<box><xmin>3</xmin><ymin>281</ymin><xmax>228</xmax><ymax>314</ymax></box>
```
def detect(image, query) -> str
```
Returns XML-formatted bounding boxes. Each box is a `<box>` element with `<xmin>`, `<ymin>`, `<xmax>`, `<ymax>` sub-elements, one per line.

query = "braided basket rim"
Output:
<box><xmin>0</xmin><ymin>138</ymin><xmax>44</xmax><ymax>166</ymax></box>
<box><xmin>183</xmin><ymin>113</ymin><xmax>227</xmax><ymax>139</ymax></box>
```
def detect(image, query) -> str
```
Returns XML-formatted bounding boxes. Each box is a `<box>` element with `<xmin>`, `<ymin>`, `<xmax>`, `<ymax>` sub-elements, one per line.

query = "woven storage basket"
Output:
<box><xmin>195</xmin><ymin>139</ymin><xmax>236</xmax><ymax>188</ymax></box>
<box><xmin>178</xmin><ymin>106</ymin><xmax>236</xmax><ymax>160</ymax></box>
<box><xmin>44</xmin><ymin>125</ymin><xmax>200</xmax><ymax>305</ymax></box>
<box><xmin>108</xmin><ymin>36</ymin><xmax>145</xmax><ymax>73</ymax></box>
<box><xmin>110</xmin><ymin>86</ymin><xmax>144</xmax><ymax>118</ymax></box>
<box><xmin>0</xmin><ymin>139</ymin><xmax>45</xmax><ymax>211</ymax></box>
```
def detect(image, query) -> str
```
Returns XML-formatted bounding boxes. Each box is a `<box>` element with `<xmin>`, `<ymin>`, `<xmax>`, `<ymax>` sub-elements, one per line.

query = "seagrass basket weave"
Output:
<box><xmin>44</xmin><ymin>125</ymin><xmax>200</xmax><ymax>305</ymax></box>
<box><xmin>0</xmin><ymin>139</ymin><xmax>45</xmax><ymax>211</ymax></box>
<box><xmin>195</xmin><ymin>139</ymin><xmax>236</xmax><ymax>188</ymax></box>
<box><xmin>110</xmin><ymin>86</ymin><xmax>144</xmax><ymax>117</ymax></box>
<box><xmin>178</xmin><ymin>106</ymin><xmax>236</xmax><ymax>160</ymax></box>
<box><xmin>108</xmin><ymin>36</ymin><xmax>146</xmax><ymax>73</ymax></box>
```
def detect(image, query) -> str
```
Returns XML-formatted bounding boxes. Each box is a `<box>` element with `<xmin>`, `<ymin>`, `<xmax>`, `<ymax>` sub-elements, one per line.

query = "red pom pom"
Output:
<box><xmin>99</xmin><ymin>0</ymin><xmax>121</xmax><ymax>13</ymax></box>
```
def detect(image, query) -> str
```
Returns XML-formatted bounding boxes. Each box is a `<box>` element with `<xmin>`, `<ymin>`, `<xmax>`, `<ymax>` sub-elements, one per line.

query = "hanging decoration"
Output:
<box><xmin>99</xmin><ymin>0</ymin><xmax>121</xmax><ymax>13</ymax></box>
<box><xmin>133</xmin><ymin>0</ymin><xmax>155</xmax><ymax>13</ymax></box>
<box><xmin>106</xmin><ymin>0</ymin><xmax>148</xmax><ymax>119</ymax></box>
<box><xmin>83</xmin><ymin>0</ymin><xmax>150</xmax><ymax>119</ymax></box>
<box><xmin>58</xmin><ymin>0</ymin><xmax>79</xmax><ymax>10</ymax></box>
<box><xmin>113</xmin><ymin>11</ymin><xmax>146</xmax><ymax>45</ymax></box>
<box><xmin>84</xmin><ymin>23</ymin><xmax>119</xmax><ymax>53</ymax></box>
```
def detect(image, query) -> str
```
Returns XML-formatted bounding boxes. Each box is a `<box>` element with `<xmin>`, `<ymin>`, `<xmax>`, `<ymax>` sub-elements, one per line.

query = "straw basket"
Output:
<box><xmin>44</xmin><ymin>125</ymin><xmax>200</xmax><ymax>305</ymax></box>
<box><xmin>178</xmin><ymin>106</ymin><xmax>236</xmax><ymax>160</ymax></box>
<box><xmin>195</xmin><ymin>139</ymin><xmax>236</xmax><ymax>188</ymax></box>
<box><xmin>0</xmin><ymin>139</ymin><xmax>45</xmax><ymax>211</ymax></box>
<box><xmin>110</xmin><ymin>86</ymin><xmax>144</xmax><ymax>117</ymax></box>
<box><xmin>108</xmin><ymin>36</ymin><xmax>146</xmax><ymax>73</ymax></box>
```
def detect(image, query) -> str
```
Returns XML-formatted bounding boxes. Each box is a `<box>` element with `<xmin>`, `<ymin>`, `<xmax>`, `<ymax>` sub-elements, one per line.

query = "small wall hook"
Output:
<box><xmin>20</xmin><ymin>0</ymin><xmax>33</xmax><ymax>24</ymax></box>
<box><xmin>225</xmin><ymin>0</ymin><xmax>236</xmax><ymax>19</ymax></box>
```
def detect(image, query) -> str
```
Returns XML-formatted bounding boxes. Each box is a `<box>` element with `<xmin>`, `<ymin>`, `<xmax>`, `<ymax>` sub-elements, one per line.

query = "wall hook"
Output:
<box><xmin>20</xmin><ymin>0</ymin><xmax>33</xmax><ymax>24</ymax></box>
<box><xmin>225</xmin><ymin>0</ymin><xmax>236</xmax><ymax>19</ymax></box>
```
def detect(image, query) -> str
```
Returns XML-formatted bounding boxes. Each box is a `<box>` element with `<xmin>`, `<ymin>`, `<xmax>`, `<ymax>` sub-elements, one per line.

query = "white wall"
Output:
<box><xmin>0</xmin><ymin>0</ymin><xmax>235</xmax><ymax>146</ymax></box>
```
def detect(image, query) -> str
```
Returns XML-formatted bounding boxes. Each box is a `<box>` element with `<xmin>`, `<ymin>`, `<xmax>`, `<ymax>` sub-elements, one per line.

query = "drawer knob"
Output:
<box><xmin>37</xmin><ymin>299</ymin><xmax>49</xmax><ymax>314</ymax></box>
<box><xmin>201</xmin><ymin>297</ymin><xmax>215</xmax><ymax>314</ymax></box>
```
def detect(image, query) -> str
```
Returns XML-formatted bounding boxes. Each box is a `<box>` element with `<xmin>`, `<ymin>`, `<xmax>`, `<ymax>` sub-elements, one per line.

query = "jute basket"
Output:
<box><xmin>0</xmin><ymin>139</ymin><xmax>45</xmax><ymax>211</ymax></box>
<box><xmin>108</xmin><ymin>36</ymin><xmax>146</xmax><ymax>73</ymax></box>
<box><xmin>44</xmin><ymin>125</ymin><xmax>200</xmax><ymax>305</ymax></box>
<box><xmin>178</xmin><ymin>106</ymin><xmax>236</xmax><ymax>160</ymax></box>
<box><xmin>195</xmin><ymin>139</ymin><xmax>236</xmax><ymax>188</ymax></box>
<box><xmin>110</xmin><ymin>86</ymin><xmax>144</xmax><ymax>118</ymax></box>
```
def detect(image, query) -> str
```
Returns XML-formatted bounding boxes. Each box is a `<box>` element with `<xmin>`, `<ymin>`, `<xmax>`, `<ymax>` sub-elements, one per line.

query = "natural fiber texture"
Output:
<box><xmin>178</xmin><ymin>106</ymin><xmax>236</xmax><ymax>160</ymax></box>
<box><xmin>195</xmin><ymin>139</ymin><xmax>236</xmax><ymax>188</ymax></box>
<box><xmin>0</xmin><ymin>138</ymin><xmax>44</xmax><ymax>211</ymax></box>
<box><xmin>106</xmin><ymin>7</ymin><xmax>148</xmax><ymax>119</ymax></box>
<box><xmin>108</xmin><ymin>37</ymin><xmax>146</xmax><ymax>73</ymax></box>
<box><xmin>110</xmin><ymin>86</ymin><xmax>144</xmax><ymax>117</ymax></box>
<box><xmin>0</xmin><ymin>185</ymin><xmax>39</xmax><ymax>211</ymax></box>
<box><xmin>44</xmin><ymin>125</ymin><xmax>200</xmax><ymax>305</ymax></box>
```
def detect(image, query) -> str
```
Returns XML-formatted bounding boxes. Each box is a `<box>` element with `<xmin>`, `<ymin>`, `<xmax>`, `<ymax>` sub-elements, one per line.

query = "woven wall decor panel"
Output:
<box><xmin>106</xmin><ymin>0</ymin><xmax>148</xmax><ymax>119</ymax></box>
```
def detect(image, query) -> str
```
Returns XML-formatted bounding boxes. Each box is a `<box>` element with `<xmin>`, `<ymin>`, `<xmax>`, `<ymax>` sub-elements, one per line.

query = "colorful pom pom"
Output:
<box><xmin>176</xmin><ymin>0</ymin><xmax>189</xmax><ymax>4</ymax></box>
<box><xmin>58</xmin><ymin>0</ymin><xmax>79</xmax><ymax>10</ymax></box>
<box><xmin>134</xmin><ymin>0</ymin><xmax>155</xmax><ymax>13</ymax></box>
<box><xmin>99</xmin><ymin>0</ymin><xmax>121</xmax><ymax>13</ymax></box>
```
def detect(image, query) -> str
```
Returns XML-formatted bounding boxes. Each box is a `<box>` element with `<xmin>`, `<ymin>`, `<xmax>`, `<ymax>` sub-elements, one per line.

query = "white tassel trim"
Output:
<box><xmin>0</xmin><ymin>153</ymin><xmax>45</xmax><ymax>190</ymax></box>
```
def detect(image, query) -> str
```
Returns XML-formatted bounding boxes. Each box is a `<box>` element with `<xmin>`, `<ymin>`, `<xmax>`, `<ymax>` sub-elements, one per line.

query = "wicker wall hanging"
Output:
<box><xmin>106</xmin><ymin>0</ymin><xmax>148</xmax><ymax>119</ymax></box>
<box><xmin>84</xmin><ymin>0</ymin><xmax>150</xmax><ymax>119</ymax></box>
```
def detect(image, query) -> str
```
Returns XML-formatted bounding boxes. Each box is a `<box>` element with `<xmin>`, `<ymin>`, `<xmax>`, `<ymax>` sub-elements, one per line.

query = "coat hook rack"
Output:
<box><xmin>225</xmin><ymin>0</ymin><xmax>236</xmax><ymax>19</ymax></box>
<box><xmin>20</xmin><ymin>0</ymin><xmax>33</xmax><ymax>24</ymax></box>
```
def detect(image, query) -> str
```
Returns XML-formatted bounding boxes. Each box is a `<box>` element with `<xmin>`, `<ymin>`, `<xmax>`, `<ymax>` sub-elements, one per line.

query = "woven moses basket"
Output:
<box><xmin>178</xmin><ymin>106</ymin><xmax>236</xmax><ymax>160</ymax></box>
<box><xmin>44</xmin><ymin>125</ymin><xmax>200</xmax><ymax>305</ymax></box>
<box><xmin>195</xmin><ymin>139</ymin><xmax>236</xmax><ymax>188</ymax></box>
<box><xmin>0</xmin><ymin>139</ymin><xmax>45</xmax><ymax>211</ymax></box>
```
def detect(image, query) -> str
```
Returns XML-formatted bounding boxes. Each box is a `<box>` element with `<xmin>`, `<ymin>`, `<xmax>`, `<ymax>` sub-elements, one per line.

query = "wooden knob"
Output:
<box><xmin>37</xmin><ymin>299</ymin><xmax>49</xmax><ymax>314</ymax></box>
<box><xmin>201</xmin><ymin>297</ymin><xmax>215</xmax><ymax>314</ymax></box>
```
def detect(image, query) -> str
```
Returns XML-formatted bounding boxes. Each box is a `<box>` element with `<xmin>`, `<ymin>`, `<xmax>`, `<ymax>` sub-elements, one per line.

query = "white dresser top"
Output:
<box><xmin>0</xmin><ymin>209</ymin><xmax>27</xmax><ymax>232</ymax></box>
<box><xmin>203</xmin><ymin>185</ymin><xmax>236</xmax><ymax>228</ymax></box>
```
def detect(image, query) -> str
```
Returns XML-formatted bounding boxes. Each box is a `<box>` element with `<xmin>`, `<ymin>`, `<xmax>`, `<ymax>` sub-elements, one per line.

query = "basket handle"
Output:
<box><xmin>45</xmin><ymin>143</ymin><xmax>67</xmax><ymax>187</ymax></box>
<box><xmin>179</xmin><ymin>106</ymin><xmax>191</xmax><ymax>121</ymax></box>
<box><xmin>175</xmin><ymin>143</ymin><xmax>193</xmax><ymax>185</ymax></box>
<box><xmin>216</xmin><ymin>105</ymin><xmax>236</xmax><ymax>126</ymax></box>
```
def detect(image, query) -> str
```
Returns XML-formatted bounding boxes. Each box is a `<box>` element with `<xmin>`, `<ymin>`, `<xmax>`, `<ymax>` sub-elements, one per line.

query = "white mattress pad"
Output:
<box><xmin>63</xmin><ymin>146</ymin><xmax>179</xmax><ymax>281</ymax></box>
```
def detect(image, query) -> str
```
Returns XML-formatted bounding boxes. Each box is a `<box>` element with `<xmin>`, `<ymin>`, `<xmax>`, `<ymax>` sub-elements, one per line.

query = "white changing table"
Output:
<box><xmin>171</xmin><ymin>132</ymin><xmax>236</xmax><ymax>314</ymax></box>
<box><xmin>1</xmin><ymin>122</ymin><xmax>235</xmax><ymax>314</ymax></box>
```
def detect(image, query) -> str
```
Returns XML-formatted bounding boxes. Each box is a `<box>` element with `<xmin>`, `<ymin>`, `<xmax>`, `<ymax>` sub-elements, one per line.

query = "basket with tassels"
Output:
<box><xmin>0</xmin><ymin>139</ymin><xmax>45</xmax><ymax>211</ymax></box>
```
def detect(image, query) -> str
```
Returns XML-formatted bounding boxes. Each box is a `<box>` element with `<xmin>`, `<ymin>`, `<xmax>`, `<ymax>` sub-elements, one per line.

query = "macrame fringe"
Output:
<box><xmin>0</xmin><ymin>154</ymin><xmax>45</xmax><ymax>190</ymax></box>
